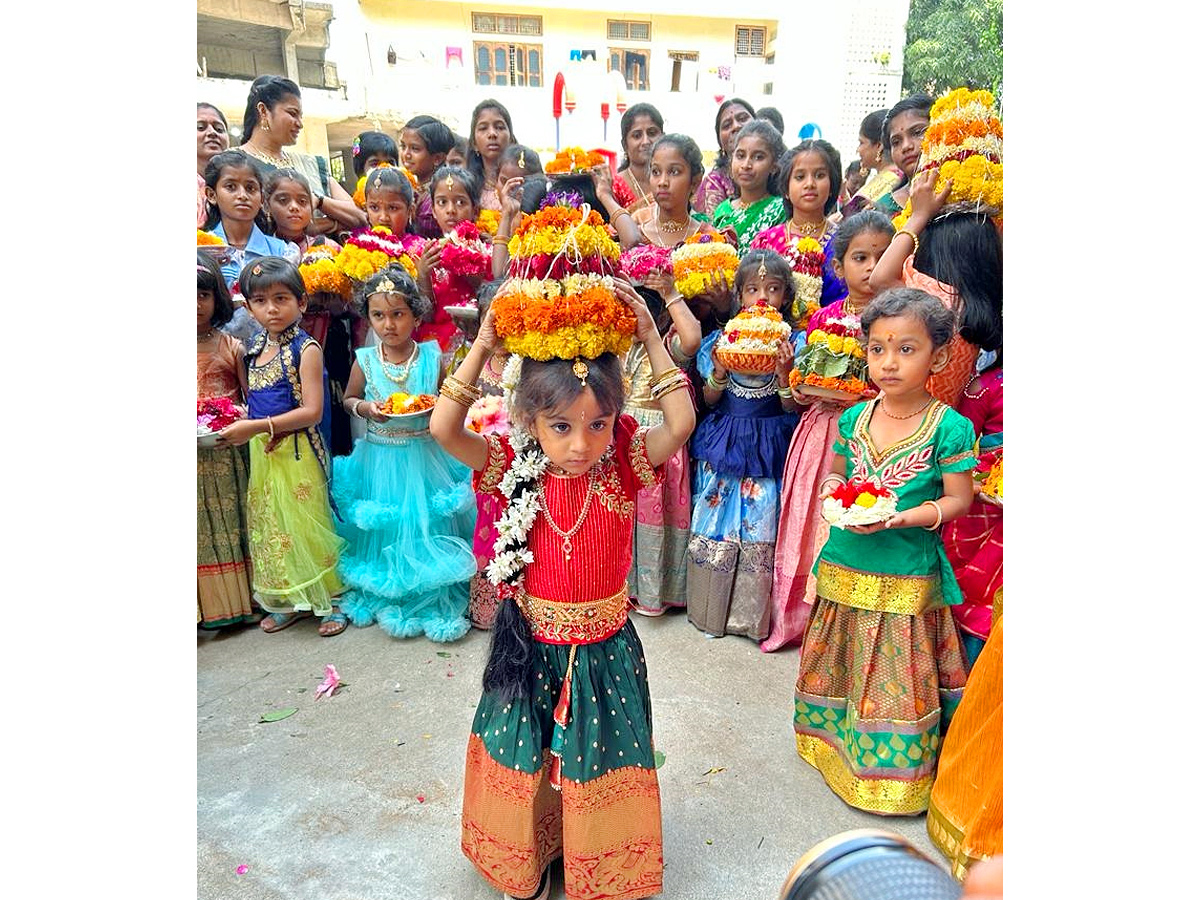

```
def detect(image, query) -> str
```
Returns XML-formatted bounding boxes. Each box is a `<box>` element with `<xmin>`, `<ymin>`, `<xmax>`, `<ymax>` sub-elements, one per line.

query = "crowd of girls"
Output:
<box><xmin>197</xmin><ymin>85</ymin><xmax>1002</xmax><ymax>890</ymax></box>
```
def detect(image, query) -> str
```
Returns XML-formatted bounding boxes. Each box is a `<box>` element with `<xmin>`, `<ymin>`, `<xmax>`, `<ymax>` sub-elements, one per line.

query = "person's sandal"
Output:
<box><xmin>260</xmin><ymin>611</ymin><xmax>311</xmax><ymax>633</ymax></box>
<box><xmin>318</xmin><ymin>610</ymin><xmax>349</xmax><ymax>637</ymax></box>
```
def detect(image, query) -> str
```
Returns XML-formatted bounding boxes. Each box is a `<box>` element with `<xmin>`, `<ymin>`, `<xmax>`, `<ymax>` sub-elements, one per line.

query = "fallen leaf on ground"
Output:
<box><xmin>654</xmin><ymin>750</ymin><xmax>667</xmax><ymax>768</ymax></box>
<box><xmin>700</xmin><ymin>767</ymin><xmax>727</xmax><ymax>776</ymax></box>
<box><xmin>259</xmin><ymin>708</ymin><xmax>298</xmax><ymax>723</ymax></box>
<box><xmin>436</xmin><ymin>651</ymin><xmax>451</xmax><ymax>658</ymax></box>
<box><xmin>705</xmin><ymin>839</ymin><xmax>713</xmax><ymax>845</ymax></box>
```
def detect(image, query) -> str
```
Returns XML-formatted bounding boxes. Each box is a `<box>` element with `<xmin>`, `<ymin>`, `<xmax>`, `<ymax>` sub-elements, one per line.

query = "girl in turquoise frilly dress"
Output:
<box><xmin>332</xmin><ymin>264</ymin><xmax>477</xmax><ymax>642</ymax></box>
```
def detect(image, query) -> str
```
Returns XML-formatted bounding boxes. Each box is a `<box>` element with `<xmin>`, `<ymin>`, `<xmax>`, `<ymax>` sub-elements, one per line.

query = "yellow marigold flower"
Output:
<box><xmin>854</xmin><ymin>493</ymin><xmax>877</xmax><ymax>508</ymax></box>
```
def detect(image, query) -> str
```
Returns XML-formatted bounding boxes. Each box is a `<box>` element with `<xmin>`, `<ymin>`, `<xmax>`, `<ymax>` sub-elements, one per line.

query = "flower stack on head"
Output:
<box><xmin>672</xmin><ymin>232</ymin><xmax>739</xmax><ymax>299</ymax></box>
<box><xmin>334</xmin><ymin>225</ymin><xmax>421</xmax><ymax>283</ymax></box>
<box><xmin>544</xmin><ymin>147</ymin><xmax>607</xmax><ymax>176</ymax></box>
<box><xmin>716</xmin><ymin>300</ymin><xmax>792</xmax><ymax>374</ymax></box>
<box><xmin>351</xmin><ymin>163</ymin><xmax>420</xmax><ymax>209</ymax></box>
<box><xmin>894</xmin><ymin>87</ymin><xmax>1003</xmax><ymax>230</ymax></box>
<box><xmin>619</xmin><ymin>243</ymin><xmax>674</xmax><ymax>286</ymax></box>
<box><xmin>299</xmin><ymin>244</ymin><xmax>353</xmax><ymax>300</ymax></box>
<box><xmin>492</xmin><ymin>201</ymin><xmax>632</xmax><ymax>360</ymax></box>
<box><xmin>822</xmin><ymin>480</ymin><xmax>898</xmax><ymax>529</ymax></box>
<box><xmin>789</xmin><ymin>315</ymin><xmax>872</xmax><ymax>400</ymax></box>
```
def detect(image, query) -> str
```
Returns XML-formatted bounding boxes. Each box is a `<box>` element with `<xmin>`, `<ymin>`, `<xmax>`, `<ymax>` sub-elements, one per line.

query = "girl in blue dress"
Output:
<box><xmin>215</xmin><ymin>256</ymin><xmax>347</xmax><ymax>636</ymax></box>
<box><xmin>687</xmin><ymin>249</ymin><xmax>801</xmax><ymax>642</ymax></box>
<box><xmin>332</xmin><ymin>264</ymin><xmax>477</xmax><ymax>642</ymax></box>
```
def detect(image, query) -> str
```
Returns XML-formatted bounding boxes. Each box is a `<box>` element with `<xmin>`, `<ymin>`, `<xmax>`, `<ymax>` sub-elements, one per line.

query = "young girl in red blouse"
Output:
<box><xmin>431</xmin><ymin>280</ymin><xmax>695</xmax><ymax>900</ymax></box>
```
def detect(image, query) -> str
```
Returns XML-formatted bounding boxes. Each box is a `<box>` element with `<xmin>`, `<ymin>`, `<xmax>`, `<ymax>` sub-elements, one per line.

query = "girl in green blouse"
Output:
<box><xmin>794</xmin><ymin>287</ymin><xmax>977</xmax><ymax>816</ymax></box>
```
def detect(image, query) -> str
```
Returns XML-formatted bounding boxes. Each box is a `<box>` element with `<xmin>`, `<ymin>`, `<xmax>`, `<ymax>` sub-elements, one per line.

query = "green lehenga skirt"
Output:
<box><xmin>246</xmin><ymin>433</ymin><xmax>345</xmax><ymax>615</ymax></box>
<box><xmin>461</xmin><ymin>620</ymin><xmax>663</xmax><ymax>900</ymax></box>
<box><xmin>794</xmin><ymin>596</ymin><xmax>968</xmax><ymax>815</ymax></box>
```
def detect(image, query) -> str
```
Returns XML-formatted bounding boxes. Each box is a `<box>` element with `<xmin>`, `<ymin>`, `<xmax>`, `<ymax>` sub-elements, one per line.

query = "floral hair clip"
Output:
<box><xmin>352</xmin><ymin>136</ymin><xmax>361</xmax><ymax>156</ymax></box>
<box><xmin>373</xmin><ymin>276</ymin><xmax>396</xmax><ymax>295</ymax></box>
<box><xmin>572</xmin><ymin>358</ymin><xmax>589</xmax><ymax>387</ymax></box>
<box><xmin>252</xmin><ymin>263</ymin><xmax>263</xmax><ymax>276</ymax></box>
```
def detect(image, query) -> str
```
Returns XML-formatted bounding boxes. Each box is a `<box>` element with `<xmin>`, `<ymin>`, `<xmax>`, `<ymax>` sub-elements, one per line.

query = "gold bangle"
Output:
<box><xmin>922</xmin><ymin>499</ymin><xmax>943</xmax><ymax>530</ymax></box>
<box><xmin>649</xmin><ymin>372</ymin><xmax>690</xmax><ymax>399</ymax></box>
<box><xmin>610</xmin><ymin>207</ymin><xmax>630</xmax><ymax>223</ymax></box>
<box><xmin>492</xmin><ymin>234</ymin><xmax>510</xmax><ymax>245</ymax></box>
<box><xmin>266</xmin><ymin>416</ymin><xmax>275</xmax><ymax>439</ymax></box>
<box><xmin>894</xmin><ymin>228</ymin><xmax>920</xmax><ymax>255</ymax></box>
<box><xmin>777</xmin><ymin>387</ymin><xmax>793</xmax><ymax>400</ymax></box>
<box><xmin>438</xmin><ymin>382</ymin><xmax>474</xmax><ymax>407</ymax></box>
<box><xmin>705</xmin><ymin>373</ymin><xmax>728</xmax><ymax>391</ymax></box>
<box><xmin>443</xmin><ymin>374</ymin><xmax>482</xmax><ymax>402</ymax></box>
<box><xmin>649</xmin><ymin>365</ymin><xmax>683</xmax><ymax>388</ymax></box>
<box><xmin>651</xmin><ymin>379</ymin><xmax>690</xmax><ymax>400</ymax></box>
<box><xmin>664</xmin><ymin>295</ymin><xmax>684</xmax><ymax>309</ymax></box>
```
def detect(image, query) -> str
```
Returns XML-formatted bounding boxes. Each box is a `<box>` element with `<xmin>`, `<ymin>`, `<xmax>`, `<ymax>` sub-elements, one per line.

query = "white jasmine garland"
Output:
<box><xmin>486</xmin><ymin>425</ymin><xmax>549</xmax><ymax>589</ymax></box>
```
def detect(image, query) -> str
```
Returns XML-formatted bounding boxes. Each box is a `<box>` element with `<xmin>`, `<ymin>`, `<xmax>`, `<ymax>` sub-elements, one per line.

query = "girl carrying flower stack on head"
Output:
<box><xmin>871</xmin><ymin>87</ymin><xmax>1003</xmax><ymax>410</ymax></box>
<box><xmin>749</xmin><ymin>140</ymin><xmax>849</xmax><ymax>312</ymax></box>
<box><xmin>711</xmin><ymin>119</ymin><xmax>788</xmax><ymax>247</ymax></box>
<box><xmin>686</xmin><ymin>249</ymin><xmax>800</xmax><ymax>642</ymax></box>
<box><xmin>350</xmin><ymin>130</ymin><xmax>400</xmax><ymax>209</ymax></box>
<box><xmin>197</xmin><ymin>251</ymin><xmax>256</xmax><ymax>629</ymax></box>
<box><xmin>795</xmin><ymin>287</ymin><xmax>976</xmax><ymax>815</ymax></box>
<box><xmin>214</xmin><ymin>257</ymin><xmax>348</xmax><ymax>636</ymax></box>
<box><xmin>203</xmin><ymin>149</ymin><xmax>298</xmax><ymax>347</ymax></box>
<box><xmin>431</xmin><ymin>200</ymin><xmax>695</xmax><ymax>899</ymax></box>
<box><xmin>416</xmin><ymin>165</ymin><xmax>492</xmax><ymax>355</ymax></box>
<box><xmin>402</xmin><ymin>115</ymin><xmax>457</xmax><ymax>239</ymax></box>
<box><xmin>331</xmin><ymin>265</ymin><xmax>476</xmax><ymax>642</ymax></box>
<box><xmin>763</xmin><ymin>211</ymin><xmax>894</xmax><ymax>652</ymax></box>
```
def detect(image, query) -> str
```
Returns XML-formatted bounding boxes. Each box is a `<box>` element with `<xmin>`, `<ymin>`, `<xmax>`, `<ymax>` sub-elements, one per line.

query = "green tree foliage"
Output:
<box><xmin>902</xmin><ymin>0</ymin><xmax>1003</xmax><ymax>99</ymax></box>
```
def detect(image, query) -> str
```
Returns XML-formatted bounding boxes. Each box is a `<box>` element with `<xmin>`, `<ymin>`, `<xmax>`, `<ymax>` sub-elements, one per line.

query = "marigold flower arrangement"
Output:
<box><xmin>894</xmin><ymin>87</ymin><xmax>1003</xmax><ymax>230</ymax></box>
<box><xmin>544</xmin><ymin>147</ymin><xmax>607</xmax><ymax>175</ymax></box>
<box><xmin>380</xmin><ymin>392</ymin><xmax>437</xmax><ymax>415</ymax></box>
<box><xmin>791</xmin><ymin>315</ymin><xmax>873</xmax><ymax>400</ymax></box>
<box><xmin>335</xmin><ymin>225</ymin><xmax>420</xmax><ymax>282</ymax></box>
<box><xmin>351</xmin><ymin>163</ymin><xmax>420</xmax><ymax>209</ymax></box>
<box><xmin>475</xmin><ymin>208</ymin><xmax>502</xmax><ymax>237</ymax></box>
<box><xmin>672</xmin><ymin>232</ymin><xmax>739</xmax><ymax>299</ymax></box>
<box><xmin>821</xmin><ymin>479</ymin><xmax>898</xmax><ymax>529</ymax></box>
<box><xmin>492</xmin><ymin>200</ymin><xmax>634</xmax><ymax>361</ymax></box>
<box><xmin>619</xmin><ymin>244</ymin><xmax>674</xmax><ymax>284</ymax></box>
<box><xmin>298</xmin><ymin>245</ymin><xmax>353</xmax><ymax>299</ymax></box>
<box><xmin>197</xmin><ymin>397</ymin><xmax>242</xmax><ymax>434</ymax></box>
<box><xmin>197</xmin><ymin>230</ymin><xmax>225</xmax><ymax>246</ymax></box>
<box><xmin>715</xmin><ymin>300</ymin><xmax>792</xmax><ymax>374</ymax></box>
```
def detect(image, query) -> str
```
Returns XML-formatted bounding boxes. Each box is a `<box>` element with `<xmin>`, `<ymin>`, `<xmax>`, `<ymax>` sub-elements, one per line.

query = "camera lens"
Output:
<box><xmin>780</xmin><ymin>829</ymin><xmax>961</xmax><ymax>900</ymax></box>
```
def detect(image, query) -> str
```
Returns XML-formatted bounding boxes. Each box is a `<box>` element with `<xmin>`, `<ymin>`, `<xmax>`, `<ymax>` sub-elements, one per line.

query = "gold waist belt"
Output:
<box><xmin>815</xmin><ymin>560</ymin><xmax>943</xmax><ymax>615</ymax></box>
<box><xmin>518</xmin><ymin>587</ymin><xmax>629</xmax><ymax>644</ymax></box>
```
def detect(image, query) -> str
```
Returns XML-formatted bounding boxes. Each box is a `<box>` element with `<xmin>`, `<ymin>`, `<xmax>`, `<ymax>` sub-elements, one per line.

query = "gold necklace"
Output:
<box><xmin>657</xmin><ymin>216</ymin><xmax>687</xmax><ymax>233</ymax></box>
<box><xmin>879</xmin><ymin>396</ymin><xmax>933</xmax><ymax>420</ymax></box>
<box><xmin>536</xmin><ymin>464</ymin><xmax>602</xmax><ymax>562</ymax></box>
<box><xmin>243</xmin><ymin>143</ymin><xmax>291</xmax><ymax>168</ymax></box>
<box><xmin>651</xmin><ymin>217</ymin><xmax>696</xmax><ymax>248</ymax></box>
<box><xmin>788</xmin><ymin>218</ymin><xmax>828</xmax><ymax>241</ymax></box>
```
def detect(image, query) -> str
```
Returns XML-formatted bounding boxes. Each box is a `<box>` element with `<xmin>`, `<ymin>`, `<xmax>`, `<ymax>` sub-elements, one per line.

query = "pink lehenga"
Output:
<box><xmin>763</xmin><ymin>300</ymin><xmax>872</xmax><ymax>652</ymax></box>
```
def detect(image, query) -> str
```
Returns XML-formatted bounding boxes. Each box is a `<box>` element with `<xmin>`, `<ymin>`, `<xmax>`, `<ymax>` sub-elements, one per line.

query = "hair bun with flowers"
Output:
<box><xmin>491</xmin><ymin>200</ymin><xmax>633</xmax><ymax>361</ymax></box>
<box><xmin>895</xmin><ymin>87</ymin><xmax>1003</xmax><ymax>229</ymax></box>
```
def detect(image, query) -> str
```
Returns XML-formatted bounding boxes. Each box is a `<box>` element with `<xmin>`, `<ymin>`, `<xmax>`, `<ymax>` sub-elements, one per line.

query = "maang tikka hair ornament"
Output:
<box><xmin>445</xmin><ymin>172</ymin><xmax>455</xmax><ymax>192</ymax></box>
<box><xmin>517</xmin><ymin>150</ymin><xmax>526</xmax><ymax>169</ymax></box>
<box><xmin>757</xmin><ymin>255</ymin><xmax>767</xmax><ymax>279</ymax></box>
<box><xmin>572</xmin><ymin>358</ymin><xmax>590</xmax><ymax>387</ymax></box>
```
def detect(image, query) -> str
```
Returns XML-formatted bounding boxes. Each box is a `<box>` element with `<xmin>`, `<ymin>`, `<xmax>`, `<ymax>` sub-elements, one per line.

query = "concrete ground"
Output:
<box><xmin>198</xmin><ymin>611</ymin><xmax>941</xmax><ymax>900</ymax></box>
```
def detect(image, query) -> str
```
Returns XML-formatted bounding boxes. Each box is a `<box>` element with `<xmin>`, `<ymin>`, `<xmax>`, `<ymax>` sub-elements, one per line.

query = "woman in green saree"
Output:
<box><xmin>710</xmin><ymin>119</ymin><xmax>788</xmax><ymax>249</ymax></box>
